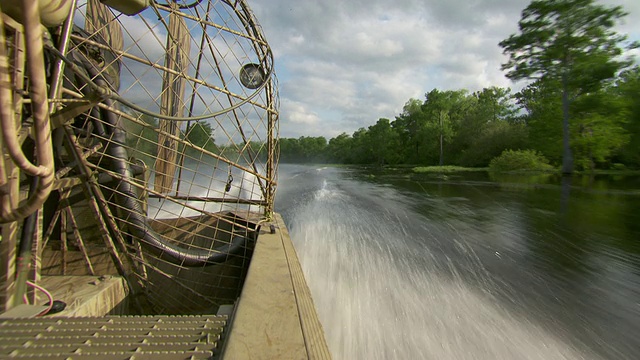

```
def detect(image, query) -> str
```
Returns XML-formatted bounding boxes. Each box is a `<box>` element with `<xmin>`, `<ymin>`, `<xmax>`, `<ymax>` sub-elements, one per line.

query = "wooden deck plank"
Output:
<box><xmin>278</xmin><ymin>216</ymin><xmax>332</xmax><ymax>360</ymax></box>
<box><xmin>222</xmin><ymin>213</ymin><xmax>331</xmax><ymax>359</ymax></box>
<box><xmin>35</xmin><ymin>275</ymin><xmax>129</xmax><ymax>317</ymax></box>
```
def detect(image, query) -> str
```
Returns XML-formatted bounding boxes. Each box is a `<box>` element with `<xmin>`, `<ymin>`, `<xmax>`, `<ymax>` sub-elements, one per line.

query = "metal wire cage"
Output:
<box><xmin>0</xmin><ymin>0</ymin><xmax>279</xmax><ymax>314</ymax></box>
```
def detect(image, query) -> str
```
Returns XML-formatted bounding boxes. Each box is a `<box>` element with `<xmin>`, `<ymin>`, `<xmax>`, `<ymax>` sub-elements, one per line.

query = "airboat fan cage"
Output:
<box><xmin>69</xmin><ymin>0</ymin><xmax>279</xmax><ymax>214</ymax></box>
<box><xmin>0</xmin><ymin>0</ymin><xmax>279</xmax><ymax>314</ymax></box>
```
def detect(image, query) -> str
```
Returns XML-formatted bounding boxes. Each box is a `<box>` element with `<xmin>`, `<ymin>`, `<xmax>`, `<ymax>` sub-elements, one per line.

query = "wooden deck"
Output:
<box><xmin>222</xmin><ymin>213</ymin><xmax>331</xmax><ymax>359</ymax></box>
<box><xmin>36</xmin><ymin>275</ymin><xmax>129</xmax><ymax>317</ymax></box>
<box><xmin>0</xmin><ymin>212</ymin><xmax>331</xmax><ymax>359</ymax></box>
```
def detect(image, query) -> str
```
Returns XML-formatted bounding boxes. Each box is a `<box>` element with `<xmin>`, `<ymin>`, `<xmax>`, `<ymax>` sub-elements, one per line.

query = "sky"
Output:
<box><xmin>250</xmin><ymin>0</ymin><xmax>640</xmax><ymax>140</ymax></box>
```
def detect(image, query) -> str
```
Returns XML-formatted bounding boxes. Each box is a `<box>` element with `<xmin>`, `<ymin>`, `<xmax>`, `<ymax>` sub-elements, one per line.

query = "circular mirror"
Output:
<box><xmin>239</xmin><ymin>63</ymin><xmax>266</xmax><ymax>89</ymax></box>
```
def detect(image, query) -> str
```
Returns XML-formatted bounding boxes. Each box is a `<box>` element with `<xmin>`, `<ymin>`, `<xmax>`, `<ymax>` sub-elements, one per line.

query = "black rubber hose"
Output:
<box><xmin>80</xmin><ymin>59</ymin><xmax>248</xmax><ymax>266</ymax></box>
<box><xmin>100</xmin><ymin>97</ymin><xmax>248</xmax><ymax>266</ymax></box>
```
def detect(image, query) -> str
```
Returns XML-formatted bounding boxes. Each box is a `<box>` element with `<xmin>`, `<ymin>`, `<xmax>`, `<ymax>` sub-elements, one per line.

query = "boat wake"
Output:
<box><xmin>279</xmin><ymin>166</ymin><xmax>598</xmax><ymax>360</ymax></box>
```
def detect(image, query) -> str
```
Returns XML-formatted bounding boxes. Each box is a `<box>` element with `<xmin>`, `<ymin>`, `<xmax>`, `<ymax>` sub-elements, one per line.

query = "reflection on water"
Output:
<box><xmin>276</xmin><ymin>165</ymin><xmax>640</xmax><ymax>360</ymax></box>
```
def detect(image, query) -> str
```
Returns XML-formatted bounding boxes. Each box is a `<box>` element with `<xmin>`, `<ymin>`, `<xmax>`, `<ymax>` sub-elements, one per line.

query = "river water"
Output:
<box><xmin>275</xmin><ymin>164</ymin><xmax>640</xmax><ymax>360</ymax></box>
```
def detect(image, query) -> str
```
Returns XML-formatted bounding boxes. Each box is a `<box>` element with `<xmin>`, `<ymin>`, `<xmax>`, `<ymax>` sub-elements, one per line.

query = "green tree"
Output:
<box><xmin>422</xmin><ymin>89</ymin><xmax>469</xmax><ymax>165</ymax></box>
<box><xmin>368</xmin><ymin>118</ymin><xmax>401</xmax><ymax>166</ymax></box>
<box><xmin>615</xmin><ymin>66</ymin><xmax>640</xmax><ymax>168</ymax></box>
<box><xmin>570</xmin><ymin>88</ymin><xmax>629</xmax><ymax>170</ymax></box>
<box><xmin>474</xmin><ymin>87</ymin><xmax>518</xmax><ymax>123</ymax></box>
<box><xmin>185</xmin><ymin>121</ymin><xmax>217</xmax><ymax>154</ymax></box>
<box><xmin>279</xmin><ymin>138</ymin><xmax>303</xmax><ymax>162</ymax></box>
<box><xmin>453</xmin><ymin>87</ymin><xmax>529</xmax><ymax>166</ymax></box>
<box><xmin>277</xmin><ymin>137</ymin><xmax>327</xmax><ymax>163</ymax></box>
<box><xmin>394</xmin><ymin>98</ymin><xmax>427</xmax><ymax>163</ymax></box>
<box><xmin>326</xmin><ymin>133</ymin><xmax>353</xmax><ymax>163</ymax></box>
<box><xmin>350</xmin><ymin>128</ymin><xmax>375</xmax><ymax>164</ymax></box>
<box><xmin>499</xmin><ymin>0</ymin><xmax>637</xmax><ymax>174</ymax></box>
<box><xmin>516</xmin><ymin>79</ymin><xmax>564</xmax><ymax>164</ymax></box>
<box><xmin>298</xmin><ymin>136</ymin><xmax>327</xmax><ymax>162</ymax></box>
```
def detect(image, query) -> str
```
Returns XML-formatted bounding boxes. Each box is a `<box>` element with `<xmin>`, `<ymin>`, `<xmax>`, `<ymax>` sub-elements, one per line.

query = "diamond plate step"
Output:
<box><xmin>0</xmin><ymin>315</ymin><xmax>228</xmax><ymax>359</ymax></box>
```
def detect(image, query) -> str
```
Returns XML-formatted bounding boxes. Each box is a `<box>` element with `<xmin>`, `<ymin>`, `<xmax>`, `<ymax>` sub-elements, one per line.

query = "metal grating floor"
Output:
<box><xmin>0</xmin><ymin>315</ymin><xmax>228</xmax><ymax>359</ymax></box>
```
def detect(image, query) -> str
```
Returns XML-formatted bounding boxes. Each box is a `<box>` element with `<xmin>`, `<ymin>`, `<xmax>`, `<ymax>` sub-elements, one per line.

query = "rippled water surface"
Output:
<box><xmin>275</xmin><ymin>165</ymin><xmax>640</xmax><ymax>360</ymax></box>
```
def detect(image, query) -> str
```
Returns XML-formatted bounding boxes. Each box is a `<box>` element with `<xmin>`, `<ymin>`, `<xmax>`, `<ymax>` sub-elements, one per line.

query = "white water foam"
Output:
<box><xmin>287</xmin><ymin>178</ymin><xmax>598</xmax><ymax>360</ymax></box>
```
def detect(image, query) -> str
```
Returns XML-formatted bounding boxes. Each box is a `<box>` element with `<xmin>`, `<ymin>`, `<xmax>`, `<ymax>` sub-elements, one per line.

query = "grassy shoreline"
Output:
<box><xmin>410</xmin><ymin>165</ymin><xmax>640</xmax><ymax>176</ymax></box>
<box><xmin>279</xmin><ymin>162</ymin><xmax>640</xmax><ymax>176</ymax></box>
<box><xmin>412</xmin><ymin>166</ymin><xmax>489</xmax><ymax>173</ymax></box>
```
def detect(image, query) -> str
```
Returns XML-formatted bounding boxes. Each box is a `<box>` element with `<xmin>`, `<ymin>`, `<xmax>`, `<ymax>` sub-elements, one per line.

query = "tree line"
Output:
<box><xmin>280</xmin><ymin>0</ymin><xmax>640</xmax><ymax>172</ymax></box>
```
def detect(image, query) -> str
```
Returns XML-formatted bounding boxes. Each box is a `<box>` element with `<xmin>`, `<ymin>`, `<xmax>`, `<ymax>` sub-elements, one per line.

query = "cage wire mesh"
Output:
<box><xmin>33</xmin><ymin>0</ymin><xmax>279</xmax><ymax>314</ymax></box>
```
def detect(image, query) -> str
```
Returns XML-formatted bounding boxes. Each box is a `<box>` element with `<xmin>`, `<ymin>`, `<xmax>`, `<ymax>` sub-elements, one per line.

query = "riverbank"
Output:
<box><xmin>344</xmin><ymin>165</ymin><xmax>640</xmax><ymax>194</ymax></box>
<box><xmin>412</xmin><ymin>165</ymin><xmax>640</xmax><ymax>176</ymax></box>
<box><xmin>280</xmin><ymin>162</ymin><xmax>640</xmax><ymax>175</ymax></box>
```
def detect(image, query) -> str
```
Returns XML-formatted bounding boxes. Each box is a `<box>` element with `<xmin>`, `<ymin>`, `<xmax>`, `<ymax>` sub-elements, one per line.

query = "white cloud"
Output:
<box><xmin>282</xmin><ymin>100</ymin><xmax>320</xmax><ymax>125</ymax></box>
<box><xmin>252</xmin><ymin>0</ymin><xmax>640</xmax><ymax>139</ymax></box>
